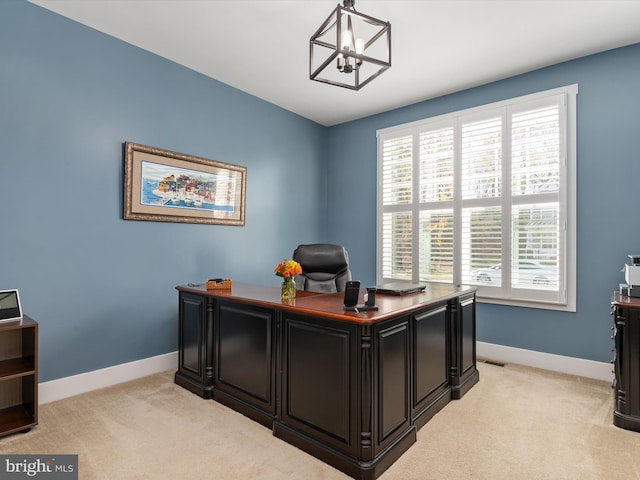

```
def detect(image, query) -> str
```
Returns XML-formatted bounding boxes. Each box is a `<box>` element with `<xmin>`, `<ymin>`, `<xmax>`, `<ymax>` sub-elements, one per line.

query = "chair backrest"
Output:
<box><xmin>292</xmin><ymin>244</ymin><xmax>352</xmax><ymax>293</ymax></box>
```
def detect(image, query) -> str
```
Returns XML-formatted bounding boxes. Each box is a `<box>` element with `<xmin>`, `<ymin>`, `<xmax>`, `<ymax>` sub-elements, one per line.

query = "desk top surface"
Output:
<box><xmin>177</xmin><ymin>283</ymin><xmax>476</xmax><ymax>324</ymax></box>
<box><xmin>612</xmin><ymin>291</ymin><xmax>640</xmax><ymax>309</ymax></box>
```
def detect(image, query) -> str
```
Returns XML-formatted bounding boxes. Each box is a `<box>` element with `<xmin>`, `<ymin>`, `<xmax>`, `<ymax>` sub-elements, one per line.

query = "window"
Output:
<box><xmin>377</xmin><ymin>85</ymin><xmax>577</xmax><ymax>311</ymax></box>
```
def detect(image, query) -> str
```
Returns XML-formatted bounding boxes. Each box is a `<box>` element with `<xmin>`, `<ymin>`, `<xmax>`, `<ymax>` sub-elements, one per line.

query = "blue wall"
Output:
<box><xmin>325</xmin><ymin>43</ymin><xmax>640</xmax><ymax>363</ymax></box>
<box><xmin>3</xmin><ymin>2</ymin><xmax>638</xmax><ymax>382</ymax></box>
<box><xmin>0</xmin><ymin>1</ymin><xmax>327</xmax><ymax>382</ymax></box>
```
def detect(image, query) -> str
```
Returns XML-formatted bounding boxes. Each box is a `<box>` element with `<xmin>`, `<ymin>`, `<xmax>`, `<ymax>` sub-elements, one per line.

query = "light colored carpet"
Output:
<box><xmin>2</xmin><ymin>363</ymin><xmax>639</xmax><ymax>479</ymax></box>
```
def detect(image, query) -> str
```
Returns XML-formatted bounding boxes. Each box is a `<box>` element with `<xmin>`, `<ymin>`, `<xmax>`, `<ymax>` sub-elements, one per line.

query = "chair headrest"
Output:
<box><xmin>293</xmin><ymin>244</ymin><xmax>349</xmax><ymax>274</ymax></box>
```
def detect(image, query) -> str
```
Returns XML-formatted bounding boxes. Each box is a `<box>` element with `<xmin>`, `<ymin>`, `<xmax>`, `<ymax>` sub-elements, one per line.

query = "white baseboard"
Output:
<box><xmin>39</xmin><ymin>351</ymin><xmax>178</xmax><ymax>404</ymax></box>
<box><xmin>477</xmin><ymin>341</ymin><xmax>613</xmax><ymax>382</ymax></box>
<box><xmin>38</xmin><ymin>345</ymin><xmax>612</xmax><ymax>405</ymax></box>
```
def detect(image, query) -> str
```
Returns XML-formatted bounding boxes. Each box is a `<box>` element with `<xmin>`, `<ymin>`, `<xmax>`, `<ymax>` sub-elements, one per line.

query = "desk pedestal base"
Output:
<box><xmin>274</xmin><ymin>422</ymin><xmax>416</xmax><ymax>480</ymax></box>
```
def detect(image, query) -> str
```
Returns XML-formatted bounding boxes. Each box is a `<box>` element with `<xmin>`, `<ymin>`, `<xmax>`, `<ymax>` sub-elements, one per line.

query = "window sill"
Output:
<box><xmin>475</xmin><ymin>294</ymin><xmax>576</xmax><ymax>312</ymax></box>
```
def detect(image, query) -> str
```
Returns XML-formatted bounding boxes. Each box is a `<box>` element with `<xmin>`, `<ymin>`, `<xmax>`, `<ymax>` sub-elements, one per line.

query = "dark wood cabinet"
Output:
<box><xmin>278</xmin><ymin>314</ymin><xmax>359</xmax><ymax>457</ymax></box>
<box><xmin>175</xmin><ymin>292</ymin><xmax>213</xmax><ymax>398</ymax></box>
<box><xmin>175</xmin><ymin>283</ymin><xmax>478</xmax><ymax>480</ymax></box>
<box><xmin>611</xmin><ymin>293</ymin><xmax>640</xmax><ymax>432</ymax></box>
<box><xmin>0</xmin><ymin>315</ymin><xmax>38</xmax><ymax>438</ymax></box>
<box><xmin>213</xmin><ymin>301</ymin><xmax>276</xmax><ymax>426</ymax></box>
<box><xmin>451</xmin><ymin>293</ymin><xmax>477</xmax><ymax>399</ymax></box>
<box><xmin>412</xmin><ymin>303</ymin><xmax>450</xmax><ymax>427</ymax></box>
<box><xmin>176</xmin><ymin>293</ymin><xmax>278</xmax><ymax>425</ymax></box>
<box><xmin>374</xmin><ymin>318</ymin><xmax>411</xmax><ymax>454</ymax></box>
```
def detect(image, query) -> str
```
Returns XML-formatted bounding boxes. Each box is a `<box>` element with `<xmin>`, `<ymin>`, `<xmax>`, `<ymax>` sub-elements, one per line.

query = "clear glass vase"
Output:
<box><xmin>281</xmin><ymin>276</ymin><xmax>296</xmax><ymax>299</ymax></box>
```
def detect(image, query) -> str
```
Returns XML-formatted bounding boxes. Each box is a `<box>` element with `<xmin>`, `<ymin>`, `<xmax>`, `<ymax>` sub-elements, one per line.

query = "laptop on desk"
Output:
<box><xmin>376</xmin><ymin>282</ymin><xmax>427</xmax><ymax>296</ymax></box>
<box><xmin>0</xmin><ymin>289</ymin><xmax>23</xmax><ymax>323</ymax></box>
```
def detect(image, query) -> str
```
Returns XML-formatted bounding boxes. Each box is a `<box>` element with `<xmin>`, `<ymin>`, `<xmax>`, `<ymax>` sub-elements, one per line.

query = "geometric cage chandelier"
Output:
<box><xmin>309</xmin><ymin>0</ymin><xmax>391</xmax><ymax>90</ymax></box>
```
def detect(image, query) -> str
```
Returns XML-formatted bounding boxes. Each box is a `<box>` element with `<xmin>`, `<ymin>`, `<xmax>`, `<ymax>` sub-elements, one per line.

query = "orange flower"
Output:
<box><xmin>275</xmin><ymin>259</ymin><xmax>302</xmax><ymax>278</ymax></box>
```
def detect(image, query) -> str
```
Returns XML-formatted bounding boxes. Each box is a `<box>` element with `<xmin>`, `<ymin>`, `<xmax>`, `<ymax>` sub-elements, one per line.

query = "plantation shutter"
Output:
<box><xmin>377</xmin><ymin>85</ymin><xmax>576</xmax><ymax>311</ymax></box>
<box><xmin>381</xmin><ymin>133</ymin><xmax>413</xmax><ymax>279</ymax></box>
<box><xmin>418</xmin><ymin>126</ymin><xmax>455</xmax><ymax>282</ymax></box>
<box><xmin>509</xmin><ymin>102</ymin><xmax>562</xmax><ymax>292</ymax></box>
<box><xmin>460</xmin><ymin>116</ymin><xmax>504</xmax><ymax>285</ymax></box>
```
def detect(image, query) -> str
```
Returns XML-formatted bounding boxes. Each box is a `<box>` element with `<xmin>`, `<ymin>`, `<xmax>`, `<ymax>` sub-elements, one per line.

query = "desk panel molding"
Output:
<box><xmin>360</xmin><ymin>324</ymin><xmax>373</xmax><ymax>462</ymax></box>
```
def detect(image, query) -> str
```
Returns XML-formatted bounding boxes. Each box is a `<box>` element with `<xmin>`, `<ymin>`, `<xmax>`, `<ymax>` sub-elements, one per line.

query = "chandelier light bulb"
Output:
<box><xmin>355</xmin><ymin>38</ymin><xmax>364</xmax><ymax>67</ymax></box>
<box><xmin>341</xmin><ymin>29</ymin><xmax>352</xmax><ymax>51</ymax></box>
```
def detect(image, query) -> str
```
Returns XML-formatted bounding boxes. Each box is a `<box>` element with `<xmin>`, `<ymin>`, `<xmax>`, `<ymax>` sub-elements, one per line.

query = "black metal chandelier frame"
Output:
<box><xmin>309</xmin><ymin>0</ymin><xmax>391</xmax><ymax>90</ymax></box>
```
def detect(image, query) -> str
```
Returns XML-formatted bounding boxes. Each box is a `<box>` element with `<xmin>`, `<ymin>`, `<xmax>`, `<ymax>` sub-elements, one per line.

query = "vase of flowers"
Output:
<box><xmin>274</xmin><ymin>258</ymin><xmax>302</xmax><ymax>299</ymax></box>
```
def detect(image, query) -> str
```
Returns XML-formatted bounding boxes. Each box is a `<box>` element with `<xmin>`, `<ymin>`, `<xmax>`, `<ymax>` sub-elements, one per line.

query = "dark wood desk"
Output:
<box><xmin>611</xmin><ymin>293</ymin><xmax>640</xmax><ymax>432</ymax></box>
<box><xmin>175</xmin><ymin>283</ymin><xmax>478</xmax><ymax>479</ymax></box>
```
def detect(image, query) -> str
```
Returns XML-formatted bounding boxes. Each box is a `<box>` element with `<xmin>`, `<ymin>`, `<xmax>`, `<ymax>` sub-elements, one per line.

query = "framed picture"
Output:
<box><xmin>123</xmin><ymin>142</ymin><xmax>246</xmax><ymax>226</ymax></box>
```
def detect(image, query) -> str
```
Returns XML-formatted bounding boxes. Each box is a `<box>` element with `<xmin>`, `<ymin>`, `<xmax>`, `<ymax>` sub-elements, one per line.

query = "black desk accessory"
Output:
<box><xmin>0</xmin><ymin>289</ymin><xmax>22</xmax><ymax>323</ymax></box>
<box><xmin>376</xmin><ymin>281</ymin><xmax>426</xmax><ymax>295</ymax></box>
<box><xmin>343</xmin><ymin>284</ymin><xmax>379</xmax><ymax>312</ymax></box>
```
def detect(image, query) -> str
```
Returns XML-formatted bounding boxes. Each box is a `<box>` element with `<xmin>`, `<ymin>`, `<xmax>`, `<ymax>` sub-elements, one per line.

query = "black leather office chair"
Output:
<box><xmin>292</xmin><ymin>244</ymin><xmax>352</xmax><ymax>293</ymax></box>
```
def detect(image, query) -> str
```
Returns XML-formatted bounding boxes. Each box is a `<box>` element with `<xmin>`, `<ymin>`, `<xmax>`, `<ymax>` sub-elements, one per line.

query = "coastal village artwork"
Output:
<box><xmin>124</xmin><ymin>142</ymin><xmax>246</xmax><ymax>225</ymax></box>
<box><xmin>141</xmin><ymin>160</ymin><xmax>236</xmax><ymax>212</ymax></box>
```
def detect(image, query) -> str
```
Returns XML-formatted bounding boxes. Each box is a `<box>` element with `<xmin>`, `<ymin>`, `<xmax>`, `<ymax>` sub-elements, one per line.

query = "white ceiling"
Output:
<box><xmin>30</xmin><ymin>0</ymin><xmax>640</xmax><ymax>126</ymax></box>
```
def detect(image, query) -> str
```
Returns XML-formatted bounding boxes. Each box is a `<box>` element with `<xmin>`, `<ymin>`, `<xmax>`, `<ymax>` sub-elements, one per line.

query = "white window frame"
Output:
<box><xmin>376</xmin><ymin>85</ymin><xmax>577</xmax><ymax>312</ymax></box>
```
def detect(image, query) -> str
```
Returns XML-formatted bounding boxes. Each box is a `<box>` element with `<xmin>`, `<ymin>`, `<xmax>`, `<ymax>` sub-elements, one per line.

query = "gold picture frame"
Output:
<box><xmin>123</xmin><ymin>142</ymin><xmax>246</xmax><ymax>226</ymax></box>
